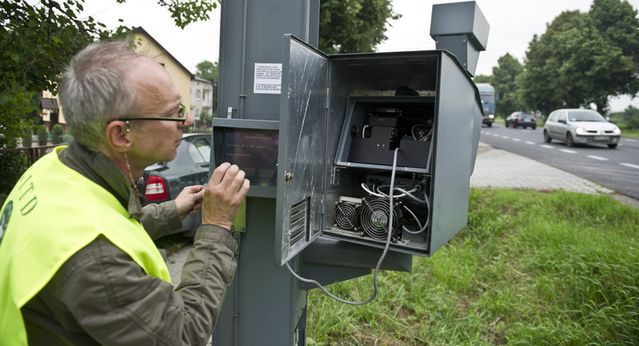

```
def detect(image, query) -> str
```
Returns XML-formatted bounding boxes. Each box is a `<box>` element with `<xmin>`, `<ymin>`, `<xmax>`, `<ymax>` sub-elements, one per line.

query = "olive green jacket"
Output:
<box><xmin>22</xmin><ymin>142</ymin><xmax>238</xmax><ymax>345</ymax></box>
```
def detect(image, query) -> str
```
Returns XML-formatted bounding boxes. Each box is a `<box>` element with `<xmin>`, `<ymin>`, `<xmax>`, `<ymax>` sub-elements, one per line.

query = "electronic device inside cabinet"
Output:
<box><xmin>324</xmin><ymin>96</ymin><xmax>435</xmax><ymax>254</ymax></box>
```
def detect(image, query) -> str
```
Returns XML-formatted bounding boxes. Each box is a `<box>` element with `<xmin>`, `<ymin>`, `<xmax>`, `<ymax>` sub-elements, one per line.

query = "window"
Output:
<box><xmin>196</xmin><ymin>90</ymin><xmax>201</xmax><ymax>99</ymax></box>
<box><xmin>188</xmin><ymin>137</ymin><xmax>211</xmax><ymax>164</ymax></box>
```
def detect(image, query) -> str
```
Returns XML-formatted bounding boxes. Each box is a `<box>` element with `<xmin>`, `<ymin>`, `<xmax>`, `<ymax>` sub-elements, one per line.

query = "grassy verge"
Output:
<box><xmin>307</xmin><ymin>189</ymin><xmax>639</xmax><ymax>345</ymax></box>
<box><xmin>622</xmin><ymin>128</ymin><xmax>639</xmax><ymax>139</ymax></box>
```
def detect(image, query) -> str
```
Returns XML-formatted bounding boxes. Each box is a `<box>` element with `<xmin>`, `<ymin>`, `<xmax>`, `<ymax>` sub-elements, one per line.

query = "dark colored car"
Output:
<box><xmin>505</xmin><ymin>112</ymin><xmax>537</xmax><ymax>129</ymax></box>
<box><xmin>138</xmin><ymin>133</ymin><xmax>212</xmax><ymax>235</ymax></box>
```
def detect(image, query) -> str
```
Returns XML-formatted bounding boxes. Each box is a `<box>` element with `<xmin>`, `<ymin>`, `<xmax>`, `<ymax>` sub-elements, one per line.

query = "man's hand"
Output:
<box><xmin>202</xmin><ymin>163</ymin><xmax>250</xmax><ymax>230</ymax></box>
<box><xmin>174</xmin><ymin>185</ymin><xmax>205</xmax><ymax>218</ymax></box>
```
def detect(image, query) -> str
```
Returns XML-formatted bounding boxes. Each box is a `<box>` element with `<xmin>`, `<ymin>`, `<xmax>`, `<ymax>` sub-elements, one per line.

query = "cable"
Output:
<box><xmin>375</xmin><ymin>185</ymin><xmax>418</xmax><ymax>198</ymax></box>
<box><xmin>285</xmin><ymin>147</ymin><xmax>400</xmax><ymax>305</ymax></box>
<box><xmin>361</xmin><ymin>183</ymin><xmax>385</xmax><ymax>198</ymax></box>
<box><xmin>392</xmin><ymin>187</ymin><xmax>428</xmax><ymax>205</ymax></box>
<box><xmin>401</xmin><ymin>194</ymin><xmax>430</xmax><ymax>234</ymax></box>
<box><xmin>401</xmin><ymin>205</ymin><xmax>423</xmax><ymax>233</ymax></box>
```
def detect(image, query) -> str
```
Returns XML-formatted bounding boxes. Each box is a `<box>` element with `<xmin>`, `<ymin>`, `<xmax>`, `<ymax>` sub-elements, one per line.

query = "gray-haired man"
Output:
<box><xmin>0</xmin><ymin>40</ymin><xmax>249</xmax><ymax>345</ymax></box>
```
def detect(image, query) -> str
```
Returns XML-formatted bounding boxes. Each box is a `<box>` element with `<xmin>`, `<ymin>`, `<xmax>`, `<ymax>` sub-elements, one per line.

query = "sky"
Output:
<box><xmin>82</xmin><ymin>0</ymin><xmax>639</xmax><ymax>112</ymax></box>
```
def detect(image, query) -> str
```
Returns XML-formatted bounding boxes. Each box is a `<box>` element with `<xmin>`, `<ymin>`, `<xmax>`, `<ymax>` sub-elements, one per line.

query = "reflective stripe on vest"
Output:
<box><xmin>0</xmin><ymin>147</ymin><xmax>171</xmax><ymax>345</ymax></box>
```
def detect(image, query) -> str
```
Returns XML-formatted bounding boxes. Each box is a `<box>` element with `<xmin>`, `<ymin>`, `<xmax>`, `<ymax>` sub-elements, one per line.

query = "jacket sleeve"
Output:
<box><xmin>37</xmin><ymin>225</ymin><xmax>238</xmax><ymax>345</ymax></box>
<box><xmin>140</xmin><ymin>201</ymin><xmax>184</xmax><ymax>239</ymax></box>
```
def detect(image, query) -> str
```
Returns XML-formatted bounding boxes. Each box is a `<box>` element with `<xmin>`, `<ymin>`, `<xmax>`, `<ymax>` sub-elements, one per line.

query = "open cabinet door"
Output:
<box><xmin>429</xmin><ymin>51</ymin><xmax>483</xmax><ymax>253</ymax></box>
<box><xmin>275</xmin><ymin>35</ymin><xmax>329</xmax><ymax>265</ymax></box>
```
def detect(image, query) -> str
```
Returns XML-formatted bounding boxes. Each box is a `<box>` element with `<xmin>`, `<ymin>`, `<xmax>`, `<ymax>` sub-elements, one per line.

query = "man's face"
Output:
<box><xmin>125</xmin><ymin>58</ymin><xmax>193</xmax><ymax>169</ymax></box>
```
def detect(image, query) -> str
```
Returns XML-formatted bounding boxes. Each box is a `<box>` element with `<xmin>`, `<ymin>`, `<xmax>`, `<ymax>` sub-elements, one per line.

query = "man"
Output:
<box><xmin>0</xmin><ymin>40</ymin><xmax>249</xmax><ymax>345</ymax></box>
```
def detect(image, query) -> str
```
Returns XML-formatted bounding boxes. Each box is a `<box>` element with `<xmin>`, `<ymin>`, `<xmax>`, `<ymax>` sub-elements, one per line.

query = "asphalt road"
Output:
<box><xmin>479</xmin><ymin>124</ymin><xmax>639</xmax><ymax>200</ymax></box>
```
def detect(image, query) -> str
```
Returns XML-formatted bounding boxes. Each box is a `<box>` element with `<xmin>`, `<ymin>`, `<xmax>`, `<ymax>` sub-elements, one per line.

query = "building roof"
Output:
<box><xmin>193</xmin><ymin>76</ymin><xmax>213</xmax><ymax>84</ymax></box>
<box><xmin>131</xmin><ymin>27</ymin><xmax>194</xmax><ymax>80</ymax></box>
<box><xmin>476</xmin><ymin>83</ymin><xmax>495</xmax><ymax>93</ymax></box>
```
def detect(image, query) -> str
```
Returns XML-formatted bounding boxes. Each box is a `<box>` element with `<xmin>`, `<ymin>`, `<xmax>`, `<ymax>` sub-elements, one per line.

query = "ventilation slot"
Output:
<box><xmin>288</xmin><ymin>198</ymin><xmax>309</xmax><ymax>247</ymax></box>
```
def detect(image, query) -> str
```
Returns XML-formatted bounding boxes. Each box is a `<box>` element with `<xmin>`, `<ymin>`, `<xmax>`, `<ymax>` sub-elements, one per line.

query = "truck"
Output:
<box><xmin>476</xmin><ymin>83</ymin><xmax>496</xmax><ymax>127</ymax></box>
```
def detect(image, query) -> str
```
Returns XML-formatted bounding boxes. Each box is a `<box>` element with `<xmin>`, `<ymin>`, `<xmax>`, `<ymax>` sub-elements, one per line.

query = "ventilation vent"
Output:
<box><xmin>335</xmin><ymin>196</ymin><xmax>362</xmax><ymax>230</ymax></box>
<box><xmin>288</xmin><ymin>198</ymin><xmax>309</xmax><ymax>248</ymax></box>
<box><xmin>360</xmin><ymin>197</ymin><xmax>402</xmax><ymax>240</ymax></box>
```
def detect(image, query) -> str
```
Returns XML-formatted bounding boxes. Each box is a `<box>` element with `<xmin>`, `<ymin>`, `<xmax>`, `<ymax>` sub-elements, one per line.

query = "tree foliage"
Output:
<box><xmin>0</xmin><ymin>0</ymin><xmax>108</xmax><ymax>146</ymax></box>
<box><xmin>0</xmin><ymin>0</ymin><xmax>221</xmax><ymax>147</ymax></box>
<box><xmin>195</xmin><ymin>60</ymin><xmax>218</xmax><ymax>82</ymax></box>
<box><xmin>620</xmin><ymin>105</ymin><xmax>639</xmax><ymax>129</ymax></box>
<box><xmin>473</xmin><ymin>74</ymin><xmax>492</xmax><ymax>84</ymax></box>
<box><xmin>519</xmin><ymin>1</ymin><xmax>639</xmax><ymax>115</ymax></box>
<box><xmin>1</xmin><ymin>0</ymin><xmax>396</xmax><ymax>146</ymax></box>
<box><xmin>319</xmin><ymin>0</ymin><xmax>399</xmax><ymax>54</ymax></box>
<box><xmin>195</xmin><ymin>60</ymin><xmax>218</xmax><ymax>116</ymax></box>
<box><xmin>491</xmin><ymin>54</ymin><xmax>524</xmax><ymax>118</ymax></box>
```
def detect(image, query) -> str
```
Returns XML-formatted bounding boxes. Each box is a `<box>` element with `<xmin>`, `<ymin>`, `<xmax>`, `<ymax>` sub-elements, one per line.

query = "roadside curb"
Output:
<box><xmin>473</xmin><ymin>142</ymin><xmax>639</xmax><ymax>209</ymax></box>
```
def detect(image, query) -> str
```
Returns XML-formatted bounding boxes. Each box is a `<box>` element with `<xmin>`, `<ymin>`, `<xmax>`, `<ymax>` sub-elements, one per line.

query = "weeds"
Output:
<box><xmin>307</xmin><ymin>189</ymin><xmax>639</xmax><ymax>344</ymax></box>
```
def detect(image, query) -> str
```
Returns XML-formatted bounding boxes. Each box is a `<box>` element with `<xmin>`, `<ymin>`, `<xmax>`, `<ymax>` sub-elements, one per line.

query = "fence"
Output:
<box><xmin>0</xmin><ymin>145</ymin><xmax>57</xmax><ymax>166</ymax></box>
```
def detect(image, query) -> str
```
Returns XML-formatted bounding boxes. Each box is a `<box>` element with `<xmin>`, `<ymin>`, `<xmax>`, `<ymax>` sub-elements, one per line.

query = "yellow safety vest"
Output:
<box><xmin>0</xmin><ymin>147</ymin><xmax>171</xmax><ymax>345</ymax></box>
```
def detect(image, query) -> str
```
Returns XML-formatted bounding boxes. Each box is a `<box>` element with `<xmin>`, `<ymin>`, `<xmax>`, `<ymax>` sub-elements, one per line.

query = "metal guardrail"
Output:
<box><xmin>0</xmin><ymin>145</ymin><xmax>57</xmax><ymax>166</ymax></box>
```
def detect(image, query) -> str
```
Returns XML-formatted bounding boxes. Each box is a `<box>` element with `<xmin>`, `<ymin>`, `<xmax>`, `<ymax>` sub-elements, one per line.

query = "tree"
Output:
<box><xmin>195</xmin><ymin>60</ymin><xmax>218</xmax><ymax>82</ymax></box>
<box><xmin>473</xmin><ymin>75</ymin><xmax>492</xmax><ymax>84</ymax></box>
<box><xmin>319</xmin><ymin>0</ymin><xmax>399</xmax><ymax>54</ymax></box>
<box><xmin>0</xmin><ymin>0</ymin><xmax>107</xmax><ymax>147</ymax></box>
<box><xmin>491</xmin><ymin>54</ymin><xmax>524</xmax><ymax>118</ymax></box>
<box><xmin>195</xmin><ymin>60</ymin><xmax>218</xmax><ymax>115</ymax></box>
<box><xmin>519</xmin><ymin>1</ymin><xmax>639</xmax><ymax>115</ymax></box>
<box><xmin>621</xmin><ymin>105</ymin><xmax>639</xmax><ymax>129</ymax></box>
<box><xmin>589</xmin><ymin>0</ymin><xmax>639</xmax><ymax>99</ymax></box>
<box><xmin>0</xmin><ymin>0</ymin><xmax>221</xmax><ymax>147</ymax></box>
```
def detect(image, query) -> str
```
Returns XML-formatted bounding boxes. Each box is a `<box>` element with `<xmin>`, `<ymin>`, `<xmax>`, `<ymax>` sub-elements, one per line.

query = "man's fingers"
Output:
<box><xmin>219</xmin><ymin>164</ymin><xmax>240</xmax><ymax>189</ymax></box>
<box><xmin>192</xmin><ymin>188</ymin><xmax>205</xmax><ymax>201</ymax></box>
<box><xmin>190</xmin><ymin>185</ymin><xmax>205</xmax><ymax>193</ymax></box>
<box><xmin>239</xmin><ymin>179</ymin><xmax>250</xmax><ymax>197</ymax></box>
<box><xmin>209</xmin><ymin>162</ymin><xmax>231</xmax><ymax>185</ymax></box>
<box><xmin>229</xmin><ymin>169</ymin><xmax>246</xmax><ymax>193</ymax></box>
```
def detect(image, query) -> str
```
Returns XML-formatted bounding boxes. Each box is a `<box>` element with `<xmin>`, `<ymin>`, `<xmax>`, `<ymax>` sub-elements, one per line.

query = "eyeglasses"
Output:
<box><xmin>109</xmin><ymin>103</ymin><xmax>187</xmax><ymax>124</ymax></box>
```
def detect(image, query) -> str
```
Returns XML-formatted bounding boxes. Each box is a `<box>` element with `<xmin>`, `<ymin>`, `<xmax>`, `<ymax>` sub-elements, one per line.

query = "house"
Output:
<box><xmin>130</xmin><ymin>27</ymin><xmax>194</xmax><ymax>112</ymax></box>
<box><xmin>41</xmin><ymin>27</ymin><xmax>194</xmax><ymax>128</ymax></box>
<box><xmin>191</xmin><ymin>76</ymin><xmax>214</xmax><ymax>126</ymax></box>
<box><xmin>40</xmin><ymin>90</ymin><xmax>61</xmax><ymax>129</ymax></box>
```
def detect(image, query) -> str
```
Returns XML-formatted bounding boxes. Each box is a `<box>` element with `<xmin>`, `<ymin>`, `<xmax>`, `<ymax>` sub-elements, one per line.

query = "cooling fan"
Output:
<box><xmin>335</xmin><ymin>197</ymin><xmax>361</xmax><ymax>231</ymax></box>
<box><xmin>359</xmin><ymin>197</ymin><xmax>401</xmax><ymax>240</ymax></box>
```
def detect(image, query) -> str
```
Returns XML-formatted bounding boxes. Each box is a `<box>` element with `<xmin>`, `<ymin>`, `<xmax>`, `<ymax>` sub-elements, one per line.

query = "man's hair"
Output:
<box><xmin>59</xmin><ymin>40</ymin><xmax>143</xmax><ymax>151</ymax></box>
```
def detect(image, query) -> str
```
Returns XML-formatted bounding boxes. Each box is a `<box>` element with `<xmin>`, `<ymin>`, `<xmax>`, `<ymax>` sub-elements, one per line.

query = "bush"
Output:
<box><xmin>62</xmin><ymin>133</ymin><xmax>73</xmax><ymax>144</ymax></box>
<box><xmin>36</xmin><ymin>125</ymin><xmax>48</xmax><ymax>146</ymax></box>
<box><xmin>0</xmin><ymin>151</ymin><xmax>29</xmax><ymax>196</ymax></box>
<box><xmin>51</xmin><ymin>124</ymin><xmax>64</xmax><ymax>144</ymax></box>
<box><xmin>21</xmin><ymin>132</ymin><xmax>32</xmax><ymax>148</ymax></box>
<box><xmin>621</xmin><ymin>106</ymin><xmax>639</xmax><ymax>129</ymax></box>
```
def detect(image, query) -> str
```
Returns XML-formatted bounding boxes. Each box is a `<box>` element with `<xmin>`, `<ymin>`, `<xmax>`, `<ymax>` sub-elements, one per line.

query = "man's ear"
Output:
<box><xmin>105</xmin><ymin>121</ymin><xmax>131</xmax><ymax>153</ymax></box>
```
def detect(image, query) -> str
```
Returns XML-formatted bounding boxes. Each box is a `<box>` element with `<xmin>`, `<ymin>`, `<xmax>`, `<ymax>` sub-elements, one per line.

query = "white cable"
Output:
<box><xmin>286</xmin><ymin>147</ymin><xmax>400</xmax><ymax>305</ymax></box>
<box><xmin>400</xmin><ymin>192</ymin><xmax>430</xmax><ymax>234</ymax></box>
<box><xmin>362</xmin><ymin>125</ymin><xmax>369</xmax><ymax>139</ymax></box>
<box><xmin>401</xmin><ymin>205</ymin><xmax>423</xmax><ymax>234</ymax></box>
<box><xmin>361</xmin><ymin>183</ymin><xmax>385</xmax><ymax>198</ymax></box>
<box><xmin>392</xmin><ymin>187</ymin><xmax>427</xmax><ymax>204</ymax></box>
<box><xmin>375</xmin><ymin>185</ymin><xmax>418</xmax><ymax>198</ymax></box>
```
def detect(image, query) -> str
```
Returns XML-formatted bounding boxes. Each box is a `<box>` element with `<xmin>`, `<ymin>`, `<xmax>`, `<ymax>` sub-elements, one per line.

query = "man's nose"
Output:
<box><xmin>181</xmin><ymin>112</ymin><xmax>195</xmax><ymax>127</ymax></box>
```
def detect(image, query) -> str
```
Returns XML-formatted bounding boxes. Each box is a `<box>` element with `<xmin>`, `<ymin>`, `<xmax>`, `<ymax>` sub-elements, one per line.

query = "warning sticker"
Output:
<box><xmin>253</xmin><ymin>63</ymin><xmax>282</xmax><ymax>94</ymax></box>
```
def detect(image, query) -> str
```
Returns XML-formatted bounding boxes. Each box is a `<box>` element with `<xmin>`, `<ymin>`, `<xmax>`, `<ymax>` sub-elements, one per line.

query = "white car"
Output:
<box><xmin>543</xmin><ymin>109</ymin><xmax>621</xmax><ymax>149</ymax></box>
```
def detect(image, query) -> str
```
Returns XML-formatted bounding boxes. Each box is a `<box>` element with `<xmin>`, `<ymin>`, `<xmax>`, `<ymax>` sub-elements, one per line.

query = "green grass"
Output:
<box><xmin>307</xmin><ymin>189</ymin><xmax>639</xmax><ymax>345</ymax></box>
<box><xmin>622</xmin><ymin>128</ymin><xmax>639</xmax><ymax>139</ymax></box>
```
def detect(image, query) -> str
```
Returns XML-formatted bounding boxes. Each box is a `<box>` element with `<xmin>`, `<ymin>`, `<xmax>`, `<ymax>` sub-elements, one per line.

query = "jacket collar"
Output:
<box><xmin>58</xmin><ymin>141</ymin><xmax>143</xmax><ymax>220</ymax></box>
